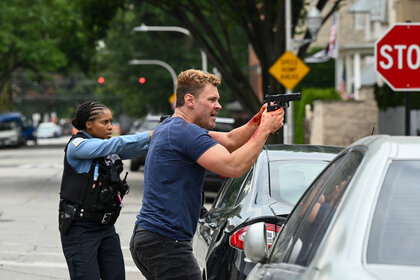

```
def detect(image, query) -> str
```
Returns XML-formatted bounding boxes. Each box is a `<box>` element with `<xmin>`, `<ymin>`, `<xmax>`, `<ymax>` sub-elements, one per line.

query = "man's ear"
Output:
<box><xmin>85</xmin><ymin>121</ymin><xmax>92</xmax><ymax>129</ymax></box>
<box><xmin>184</xmin><ymin>93</ymin><xmax>195</xmax><ymax>108</ymax></box>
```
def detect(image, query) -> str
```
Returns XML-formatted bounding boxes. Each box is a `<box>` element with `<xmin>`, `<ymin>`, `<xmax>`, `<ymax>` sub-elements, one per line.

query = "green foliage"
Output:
<box><xmin>374</xmin><ymin>84</ymin><xmax>420</xmax><ymax>110</ymax></box>
<box><xmin>0</xmin><ymin>0</ymin><xmax>67</xmax><ymax>72</ymax></box>
<box><xmin>3</xmin><ymin>0</ymin><xmax>342</xmax><ymax>132</ymax></box>
<box><xmin>0</xmin><ymin>0</ymin><xmax>126</xmax><ymax>113</ymax></box>
<box><xmin>136</xmin><ymin>0</ymin><xmax>311</xmax><ymax>114</ymax></box>
<box><xmin>294</xmin><ymin>87</ymin><xmax>341</xmax><ymax>144</ymax></box>
<box><xmin>291</xmin><ymin>48</ymin><xmax>338</xmax><ymax>144</ymax></box>
<box><xmin>296</xmin><ymin>48</ymin><xmax>336</xmax><ymax>90</ymax></box>
<box><xmin>91</xmin><ymin>3</ymin><xmax>238</xmax><ymax>118</ymax></box>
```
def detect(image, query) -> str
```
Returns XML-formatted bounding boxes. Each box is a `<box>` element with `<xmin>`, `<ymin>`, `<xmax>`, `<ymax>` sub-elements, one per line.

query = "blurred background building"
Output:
<box><xmin>248</xmin><ymin>0</ymin><xmax>420</xmax><ymax>146</ymax></box>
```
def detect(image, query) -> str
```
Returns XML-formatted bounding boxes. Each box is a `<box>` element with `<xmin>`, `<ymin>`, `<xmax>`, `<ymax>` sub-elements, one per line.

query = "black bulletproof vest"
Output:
<box><xmin>60</xmin><ymin>132</ymin><xmax>128</xmax><ymax>213</ymax></box>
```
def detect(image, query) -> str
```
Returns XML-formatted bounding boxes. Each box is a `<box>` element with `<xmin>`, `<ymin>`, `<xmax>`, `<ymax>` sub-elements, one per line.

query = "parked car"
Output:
<box><xmin>129</xmin><ymin>114</ymin><xmax>235</xmax><ymax>195</ymax></box>
<box><xmin>0</xmin><ymin>120</ymin><xmax>21</xmax><ymax>147</ymax></box>
<box><xmin>203</xmin><ymin>117</ymin><xmax>235</xmax><ymax>192</ymax></box>
<box><xmin>35</xmin><ymin>122</ymin><xmax>61</xmax><ymax>139</ymax></box>
<box><xmin>192</xmin><ymin>144</ymin><xmax>343</xmax><ymax>280</ymax></box>
<box><xmin>245</xmin><ymin>135</ymin><xmax>420</xmax><ymax>280</ymax></box>
<box><xmin>129</xmin><ymin>114</ymin><xmax>163</xmax><ymax>171</ymax></box>
<box><xmin>0</xmin><ymin>112</ymin><xmax>36</xmax><ymax>146</ymax></box>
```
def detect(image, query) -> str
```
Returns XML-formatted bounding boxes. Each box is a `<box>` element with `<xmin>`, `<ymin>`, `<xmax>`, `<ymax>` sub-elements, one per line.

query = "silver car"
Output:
<box><xmin>245</xmin><ymin>135</ymin><xmax>420</xmax><ymax>280</ymax></box>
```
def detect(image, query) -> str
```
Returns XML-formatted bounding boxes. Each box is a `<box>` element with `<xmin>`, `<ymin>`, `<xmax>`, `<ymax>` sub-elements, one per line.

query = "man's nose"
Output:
<box><xmin>215</xmin><ymin>101</ymin><xmax>222</xmax><ymax>110</ymax></box>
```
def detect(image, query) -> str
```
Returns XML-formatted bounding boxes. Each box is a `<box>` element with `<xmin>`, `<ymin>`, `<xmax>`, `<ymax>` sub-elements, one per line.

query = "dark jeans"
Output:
<box><xmin>129</xmin><ymin>224</ymin><xmax>202</xmax><ymax>280</ymax></box>
<box><xmin>61</xmin><ymin>220</ymin><xmax>125</xmax><ymax>280</ymax></box>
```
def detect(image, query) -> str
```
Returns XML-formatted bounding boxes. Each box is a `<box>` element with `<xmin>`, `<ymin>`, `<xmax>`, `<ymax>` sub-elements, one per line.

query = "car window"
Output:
<box><xmin>269</xmin><ymin>150</ymin><xmax>364</xmax><ymax>266</ymax></box>
<box><xmin>235</xmin><ymin>168</ymin><xmax>254</xmax><ymax>204</ymax></box>
<box><xmin>367</xmin><ymin>160</ymin><xmax>420</xmax><ymax>266</ymax></box>
<box><xmin>0</xmin><ymin>121</ymin><xmax>17</xmax><ymax>130</ymax></box>
<box><xmin>270</xmin><ymin>160</ymin><xmax>330</xmax><ymax>206</ymax></box>
<box><xmin>213</xmin><ymin>169</ymin><xmax>251</xmax><ymax>209</ymax></box>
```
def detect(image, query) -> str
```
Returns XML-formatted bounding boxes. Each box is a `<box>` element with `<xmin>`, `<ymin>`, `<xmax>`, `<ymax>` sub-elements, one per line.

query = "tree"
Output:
<box><xmin>136</xmin><ymin>0</ymin><xmax>343</xmax><ymax>115</ymax></box>
<box><xmin>0</xmin><ymin>0</ymin><xmax>125</xmax><ymax>112</ymax></box>
<box><xmin>92</xmin><ymin>3</ymin><xmax>240</xmax><ymax>118</ymax></box>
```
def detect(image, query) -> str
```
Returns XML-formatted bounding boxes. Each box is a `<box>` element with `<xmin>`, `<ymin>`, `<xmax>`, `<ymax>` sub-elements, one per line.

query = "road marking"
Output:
<box><xmin>0</xmin><ymin>260</ymin><xmax>139</xmax><ymax>272</ymax></box>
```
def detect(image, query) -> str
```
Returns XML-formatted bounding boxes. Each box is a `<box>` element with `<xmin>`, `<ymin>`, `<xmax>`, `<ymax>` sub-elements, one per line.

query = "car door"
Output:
<box><xmin>193</xmin><ymin>169</ymin><xmax>251</xmax><ymax>269</ymax></box>
<box><xmin>268</xmin><ymin>148</ymin><xmax>364</xmax><ymax>267</ymax></box>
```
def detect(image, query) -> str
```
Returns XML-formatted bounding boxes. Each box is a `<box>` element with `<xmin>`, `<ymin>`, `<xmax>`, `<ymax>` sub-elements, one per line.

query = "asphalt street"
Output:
<box><xmin>0</xmin><ymin>137</ymin><xmax>217</xmax><ymax>279</ymax></box>
<box><xmin>0</xmin><ymin>137</ymin><xmax>214</xmax><ymax>279</ymax></box>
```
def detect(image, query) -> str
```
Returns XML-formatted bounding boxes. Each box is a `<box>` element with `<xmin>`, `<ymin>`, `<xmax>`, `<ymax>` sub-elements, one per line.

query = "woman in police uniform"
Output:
<box><xmin>59</xmin><ymin>101</ymin><xmax>152</xmax><ymax>280</ymax></box>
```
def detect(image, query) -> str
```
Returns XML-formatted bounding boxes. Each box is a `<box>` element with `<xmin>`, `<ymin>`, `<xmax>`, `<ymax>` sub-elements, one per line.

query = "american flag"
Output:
<box><xmin>338</xmin><ymin>68</ymin><xmax>347</xmax><ymax>99</ymax></box>
<box><xmin>328</xmin><ymin>12</ymin><xmax>337</xmax><ymax>58</ymax></box>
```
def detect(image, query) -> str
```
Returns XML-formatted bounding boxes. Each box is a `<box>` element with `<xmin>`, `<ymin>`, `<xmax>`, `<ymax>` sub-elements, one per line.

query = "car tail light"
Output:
<box><xmin>229</xmin><ymin>223</ymin><xmax>281</xmax><ymax>250</ymax></box>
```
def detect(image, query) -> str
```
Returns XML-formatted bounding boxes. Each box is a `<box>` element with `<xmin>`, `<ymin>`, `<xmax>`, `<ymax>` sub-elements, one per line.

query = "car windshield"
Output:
<box><xmin>270</xmin><ymin>160</ymin><xmax>329</xmax><ymax>205</ymax></box>
<box><xmin>367</xmin><ymin>160</ymin><xmax>420</xmax><ymax>266</ymax></box>
<box><xmin>0</xmin><ymin>121</ymin><xmax>17</xmax><ymax>131</ymax></box>
<box><xmin>38</xmin><ymin>126</ymin><xmax>54</xmax><ymax>133</ymax></box>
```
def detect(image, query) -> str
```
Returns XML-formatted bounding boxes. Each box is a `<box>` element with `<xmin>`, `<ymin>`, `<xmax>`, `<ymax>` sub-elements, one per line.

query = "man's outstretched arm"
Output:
<box><xmin>209</xmin><ymin>104</ymin><xmax>272</xmax><ymax>152</ymax></box>
<box><xmin>198</xmin><ymin>107</ymin><xmax>284</xmax><ymax>178</ymax></box>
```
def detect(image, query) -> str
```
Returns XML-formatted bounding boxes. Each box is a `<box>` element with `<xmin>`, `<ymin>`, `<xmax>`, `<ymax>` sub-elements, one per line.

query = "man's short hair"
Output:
<box><xmin>175</xmin><ymin>69</ymin><xmax>221</xmax><ymax>107</ymax></box>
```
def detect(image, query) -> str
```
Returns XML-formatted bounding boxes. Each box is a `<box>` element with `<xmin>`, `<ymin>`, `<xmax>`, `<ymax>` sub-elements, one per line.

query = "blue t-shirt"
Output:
<box><xmin>136</xmin><ymin>117</ymin><xmax>217</xmax><ymax>241</ymax></box>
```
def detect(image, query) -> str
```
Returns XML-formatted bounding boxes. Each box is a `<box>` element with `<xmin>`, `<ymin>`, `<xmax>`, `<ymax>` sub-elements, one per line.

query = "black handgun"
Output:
<box><xmin>264</xmin><ymin>92</ymin><xmax>302</xmax><ymax>111</ymax></box>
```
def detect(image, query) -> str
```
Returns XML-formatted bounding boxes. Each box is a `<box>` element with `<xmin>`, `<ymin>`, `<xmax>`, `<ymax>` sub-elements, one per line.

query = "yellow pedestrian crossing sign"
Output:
<box><xmin>269</xmin><ymin>51</ymin><xmax>310</xmax><ymax>90</ymax></box>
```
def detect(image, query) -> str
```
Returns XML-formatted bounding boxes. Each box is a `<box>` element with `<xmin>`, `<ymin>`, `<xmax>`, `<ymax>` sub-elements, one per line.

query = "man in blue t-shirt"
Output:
<box><xmin>130</xmin><ymin>69</ymin><xmax>285</xmax><ymax>280</ymax></box>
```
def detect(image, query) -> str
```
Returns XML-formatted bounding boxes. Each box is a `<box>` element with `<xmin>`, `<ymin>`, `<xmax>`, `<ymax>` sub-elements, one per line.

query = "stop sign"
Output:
<box><xmin>375</xmin><ymin>23</ymin><xmax>420</xmax><ymax>91</ymax></box>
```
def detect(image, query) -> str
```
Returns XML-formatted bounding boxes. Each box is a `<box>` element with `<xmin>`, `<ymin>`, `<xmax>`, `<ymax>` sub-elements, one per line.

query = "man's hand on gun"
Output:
<box><xmin>261</xmin><ymin>106</ymin><xmax>284</xmax><ymax>134</ymax></box>
<box><xmin>262</xmin><ymin>92</ymin><xmax>302</xmax><ymax>134</ymax></box>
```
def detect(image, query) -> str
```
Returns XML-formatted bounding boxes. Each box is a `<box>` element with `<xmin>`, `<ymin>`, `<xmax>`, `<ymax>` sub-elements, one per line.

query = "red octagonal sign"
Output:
<box><xmin>375</xmin><ymin>23</ymin><xmax>420</xmax><ymax>91</ymax></box>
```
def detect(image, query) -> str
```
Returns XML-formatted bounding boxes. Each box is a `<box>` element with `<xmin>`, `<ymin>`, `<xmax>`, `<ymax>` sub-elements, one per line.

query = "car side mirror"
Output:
<box><xmin>244</xmin><ymin>222</ymin><xmax>268</xmax><ymax>263</ymax></box>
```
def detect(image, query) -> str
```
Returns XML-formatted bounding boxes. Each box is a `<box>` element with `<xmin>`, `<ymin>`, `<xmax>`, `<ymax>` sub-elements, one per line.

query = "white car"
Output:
<box><xmin>245</xmin><ymin>135</ymin><xmax>420</xmax><ymax>280</ymax></box>
<box><xmin>36</xmin><ymin>122</ymin><xmax>61</xmax><ymax>138</ymax></box>
<box><xmin>0</xmin><ymin>121</ymin><xmax>21</xmax><ymax>147</ymax></box>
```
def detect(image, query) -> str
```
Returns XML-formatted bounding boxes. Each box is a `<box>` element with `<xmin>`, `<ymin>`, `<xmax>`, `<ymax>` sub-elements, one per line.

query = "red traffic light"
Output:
<box><xmin>98</xmin><ymin>77</ymin><xmax>105</xmax><ymax>84</ymax></box>
<box><xmin>138</xmin><ymin>77</ymin><xmax>146</xmax><ymax>84</ymax></box>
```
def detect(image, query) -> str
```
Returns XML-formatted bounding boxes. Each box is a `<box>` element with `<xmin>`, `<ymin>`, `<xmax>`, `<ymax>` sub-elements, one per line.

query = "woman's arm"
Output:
<box><xmin>69</xmin><ymin>131</ymin><xmax>151</xmax><ymax>160</ymax></box>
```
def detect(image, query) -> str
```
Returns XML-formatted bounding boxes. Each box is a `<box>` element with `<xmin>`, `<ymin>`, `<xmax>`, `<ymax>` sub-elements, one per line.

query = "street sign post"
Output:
<box><xmin>269</xmin><ymin>51</ymin><xmax>310</xmax><ymax>90</ymax></box>
<box><xmin>375</xmin><ymin>23</ymin><xmax>420</xmax><ymax>91</ymax></box>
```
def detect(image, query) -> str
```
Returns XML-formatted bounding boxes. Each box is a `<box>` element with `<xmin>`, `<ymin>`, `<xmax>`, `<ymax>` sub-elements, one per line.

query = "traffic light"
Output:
<box><xmin>138</xmin><ymin>77</ymin><xmax>146</xmax><ymax>84</ymax></box>
<box><xmin>98</xmin><ymin>77</ymin><xmax>105</xmax><ymax>84</ymax></box>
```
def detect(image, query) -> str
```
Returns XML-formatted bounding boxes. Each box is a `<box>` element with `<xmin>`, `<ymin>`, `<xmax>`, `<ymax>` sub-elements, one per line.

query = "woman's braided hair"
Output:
<box><xmin>71</xmin><ymin>101</ymin><xmax>109</xmax><ymax>130</ymax></box>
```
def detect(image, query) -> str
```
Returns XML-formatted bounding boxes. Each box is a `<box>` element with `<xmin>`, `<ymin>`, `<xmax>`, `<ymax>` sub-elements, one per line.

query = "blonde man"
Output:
<box><xmin>130</xmin><ymin>69</ymin><xmax>284</xmax><ymax>280</ymax></box>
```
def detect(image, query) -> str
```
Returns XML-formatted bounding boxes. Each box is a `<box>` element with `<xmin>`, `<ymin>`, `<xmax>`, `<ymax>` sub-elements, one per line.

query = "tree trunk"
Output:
<box><xmin>0</xmin><ymin>77</ymin><xmax>13</xmax><ymax>112</ymax></box>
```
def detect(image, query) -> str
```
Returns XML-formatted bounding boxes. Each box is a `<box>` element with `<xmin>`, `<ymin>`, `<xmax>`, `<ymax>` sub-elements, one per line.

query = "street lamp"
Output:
<box><xmin>289</xmin><ymin>6</ymin><xmax>323</xmax><ymax>51</ymax></box>
<box><xmin>284</xmin><ymin>2</ymin><xmax>322</xmax><ymax>144</ymax></box>
<box><xmin>306</xmin><ymin>6</ymin><xmax>323</xmax><ymax>41</ymax></box>
<box><xmin>132</xmin><ymin>24</ymin><xmax>208</xmax><ymax>73</ymax></box>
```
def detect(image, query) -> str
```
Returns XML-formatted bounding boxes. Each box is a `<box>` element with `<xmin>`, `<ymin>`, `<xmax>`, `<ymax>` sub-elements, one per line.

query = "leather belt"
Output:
<box><xmin>135</xmin><ymin>223</ymin><xmax>146</xmax><ymax>232</ymax></box>
<box><xmin>76</xmin><ymin>209</ymin><xmax>116</xmax><ymax>224</ymax></box>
